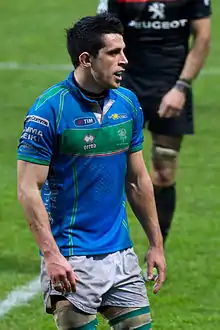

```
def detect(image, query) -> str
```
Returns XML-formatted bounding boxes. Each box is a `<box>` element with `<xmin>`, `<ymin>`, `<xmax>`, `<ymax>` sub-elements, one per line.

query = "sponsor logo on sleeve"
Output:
<box><xmin>25</xmin><ymin>115</ymin><xmax>49</xmax><ymax>127</ymax></box>
<box><xmin>21</xmin><ymin>127</ymin><xmax>43</xmax><ymax>142</ymax></box>
<box><xmin>19</xmin><ymin>142</ymin><xmax>38</xmax><ymax>155</ymax></box>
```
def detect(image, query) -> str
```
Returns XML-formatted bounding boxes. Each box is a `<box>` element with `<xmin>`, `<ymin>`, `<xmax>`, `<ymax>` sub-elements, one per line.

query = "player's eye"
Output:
<box><xmin>108</xmin><ymin>48</ymin><xmax>121</xmax><ymax>56</ymax></box>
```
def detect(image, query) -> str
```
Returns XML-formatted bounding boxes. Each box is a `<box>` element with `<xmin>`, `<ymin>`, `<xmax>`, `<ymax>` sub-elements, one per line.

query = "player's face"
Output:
<box><xmin>90</xmin><ymin>33</ymin><xmax>128</xmax><ymax>89</ymax></box>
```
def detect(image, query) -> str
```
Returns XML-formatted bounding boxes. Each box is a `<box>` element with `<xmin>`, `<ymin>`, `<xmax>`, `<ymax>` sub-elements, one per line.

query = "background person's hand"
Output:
<box><xmin>146</xmin><ymin>246</ymin><xmax>166</xmax><ymax>294</ymax></box>
<box><xmin>158</xmin><ymin>87</ymin><xmax>186</xmax><ymax>118</ymax></box>
<box><xmin>45</xmin><ymin>253</ymin><xmax>77</xmax><ymax>293</ymax></box>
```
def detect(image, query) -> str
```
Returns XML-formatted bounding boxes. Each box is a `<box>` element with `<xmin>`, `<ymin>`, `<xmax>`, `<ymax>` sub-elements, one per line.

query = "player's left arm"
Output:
<box><xmin>126</xmin><ymin>150</ymin><xmax>166</xmax><ymax>293</ymax></box>
<box><xmin>158</xmin><ymin>0</ymin><xmax>211</xmax><ymax>118</ymax></box>
<box><xmin>179</xmin><ymin>17</ymin><xmax>211</xmax><ymax>82</ymax></box>
<box><xmin>126</xmin><ymin>93</ymin><xmax>165</xmax><ymax>292</ymax></box>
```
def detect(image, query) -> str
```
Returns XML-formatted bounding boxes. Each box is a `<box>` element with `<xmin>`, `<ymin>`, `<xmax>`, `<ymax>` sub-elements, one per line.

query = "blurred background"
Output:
<box><xmin>0</xmin><ymin>0</ymin><xmax>219</xmax><ymax>329</ymax></box>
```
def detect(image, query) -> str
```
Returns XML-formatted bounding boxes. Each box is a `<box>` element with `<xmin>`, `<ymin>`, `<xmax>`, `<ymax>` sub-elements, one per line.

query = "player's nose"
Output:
<box><xmin>120</xmin><ymin>52</ymin><xmax>128</xmax><ymax>66</ymax></box>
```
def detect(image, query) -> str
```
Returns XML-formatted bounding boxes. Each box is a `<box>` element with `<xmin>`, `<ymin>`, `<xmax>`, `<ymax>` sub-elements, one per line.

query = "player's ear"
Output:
<box><xmin>79</xmin><ymin>52</ymin><xmax>92</xmax><ymax>68</ymax></box>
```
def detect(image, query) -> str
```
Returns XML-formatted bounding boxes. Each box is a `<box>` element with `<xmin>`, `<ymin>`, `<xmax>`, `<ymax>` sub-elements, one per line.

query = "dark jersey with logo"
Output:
<box><xmin>98</xmin><ymin>0</ymin><xmax>211</xmax><ymax>99</ymax></box>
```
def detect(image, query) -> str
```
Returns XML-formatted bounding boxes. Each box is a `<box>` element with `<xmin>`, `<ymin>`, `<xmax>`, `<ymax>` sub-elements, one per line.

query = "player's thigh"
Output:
<box><xmin>145</xmin><ymin>87</ymin><xmax>194</xmax><ymax>136</ymax></box>
<box><xmin>152</xmin><ymin>133</ymin><xmax>183</xmax><ymax>151</ymax></box>
<box><xmin>101</xmin><ymin>306</ymin><xmax>152</xmax><ymax>329</ymax></box>
<box><xmin>51</xmin><ymin>296</ymin><xmax>98</xmax><ymax>330</ymax></box>
<box><xmin>141</xmin><ymin>99</ymin><xmax>159</xmax><ymax>129</ymax></box>
<box><xmin>41</xmin><ymin>254</ymin><xmax>111</xmax><ymax>315</ymax></box>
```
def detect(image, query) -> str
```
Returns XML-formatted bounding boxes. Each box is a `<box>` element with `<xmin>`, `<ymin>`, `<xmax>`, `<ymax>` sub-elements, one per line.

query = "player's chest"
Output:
<box><xmin>58</xmin><ymin>101</ymin><xmax>133</xmax><ymax>156</ymax></box>
<box><xmin>121</xmin><ymin>0</ymin><xmax>191</xmax><ymax>22</ymax></box>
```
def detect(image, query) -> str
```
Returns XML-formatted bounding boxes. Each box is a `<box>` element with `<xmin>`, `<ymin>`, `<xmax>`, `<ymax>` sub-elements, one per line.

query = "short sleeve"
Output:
<box><xmin>17</xmin><ymin>100</ymin><xmax>56</xmax><ymax>165</ymax></box>
<box><xmin>189</xmin><ymin>0</ymin><xmax>212</xmax><ymax>20</ymax></box>
<box><xmin>129</xmin><ymin>94</ymin><xmax>144</xmax><ymax>153</ymax></box>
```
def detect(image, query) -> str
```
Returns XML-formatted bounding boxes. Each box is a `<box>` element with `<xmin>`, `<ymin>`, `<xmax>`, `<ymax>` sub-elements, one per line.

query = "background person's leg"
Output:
<box><xmin>150</xmin><ymin>133</ymin><xmax>183</xmax><ymax>244</ymax></box>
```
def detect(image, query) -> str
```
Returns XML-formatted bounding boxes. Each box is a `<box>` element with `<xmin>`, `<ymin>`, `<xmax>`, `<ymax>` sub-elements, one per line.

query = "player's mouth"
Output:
<box><xmin>114</xmin><ymin>71</ymin><xmax>124</xmax><ymax>81</ymax></box>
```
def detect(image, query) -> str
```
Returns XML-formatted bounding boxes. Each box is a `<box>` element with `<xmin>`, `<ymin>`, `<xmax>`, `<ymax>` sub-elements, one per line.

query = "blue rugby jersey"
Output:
<box><xmin>17</xmin><ymin>72</ymin><xmax>144</xmax><ymax>256</ymax></box>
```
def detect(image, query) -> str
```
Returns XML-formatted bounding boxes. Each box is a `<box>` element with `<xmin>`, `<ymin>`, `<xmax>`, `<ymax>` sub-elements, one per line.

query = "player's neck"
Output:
<box><xmin>73</xmin><ymin>72</ymin><xmax>106</xmax><ymax>100</ymax></box>
<box><xmin>74</xmin><ymin>68</ymin><xmax>105</xmax><ymax>95</ymax></box>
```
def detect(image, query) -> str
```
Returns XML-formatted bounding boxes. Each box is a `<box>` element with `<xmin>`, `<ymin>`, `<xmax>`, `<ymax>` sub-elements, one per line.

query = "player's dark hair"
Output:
<box><xmin>66</xmin><ymin>12</ymin><xmax>124</xmax><ymax>67</ymax></box>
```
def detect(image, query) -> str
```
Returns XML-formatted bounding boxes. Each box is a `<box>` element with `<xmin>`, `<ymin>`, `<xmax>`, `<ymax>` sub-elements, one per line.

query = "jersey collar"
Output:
<box><xmin>64</xmin><ymin>71</ymin><xmax>117</xmax><ymax>103</ymax></box>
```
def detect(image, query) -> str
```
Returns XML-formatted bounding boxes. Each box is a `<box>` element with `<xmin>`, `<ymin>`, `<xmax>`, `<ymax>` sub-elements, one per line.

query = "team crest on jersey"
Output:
<box><xmin>109</xmin><ymin>113</ymin><xmax>128</xmax><ymax>120</ymax></box>
<box><xmin>149</xmin><ymin>3</ymin><xmax>165</xmax><ymax>20</ymax></box>
<box><xmin>118</xmin><ymin>128</ymin><xmax>127</xmax><ymax>143</ymax></box>
<box><xmin>74</xmin><ymin>117</ymin><xmax>96</xmax><ymax>126</ymax></box>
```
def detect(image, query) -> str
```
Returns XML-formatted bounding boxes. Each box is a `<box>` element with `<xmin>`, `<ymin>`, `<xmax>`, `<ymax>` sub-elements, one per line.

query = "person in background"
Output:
<box><xmin>98</xmin><ymin>0</ymin><xmax>211</xmax><ymax>279</ymax></box>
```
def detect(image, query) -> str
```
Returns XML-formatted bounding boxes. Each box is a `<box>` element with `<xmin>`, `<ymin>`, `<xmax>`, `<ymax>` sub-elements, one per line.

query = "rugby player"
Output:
<box><xmin>17</xmin><ymin>12</ymin><xmax>165</xmax><ymax>330</ymax></box>
<box><xmin>99</xmin><ymin>0</ymin><xmax>211</xmax><ymax>273</ymax></box>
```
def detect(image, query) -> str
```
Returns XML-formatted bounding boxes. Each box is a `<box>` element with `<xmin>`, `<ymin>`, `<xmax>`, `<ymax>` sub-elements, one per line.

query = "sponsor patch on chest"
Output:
<box><xmin>74</xmin><ymin>117</ymin><xmax>96</xmax><ymax>126</ymax></box>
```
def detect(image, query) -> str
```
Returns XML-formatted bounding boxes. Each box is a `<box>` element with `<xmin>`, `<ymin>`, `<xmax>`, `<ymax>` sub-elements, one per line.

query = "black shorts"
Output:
<box><xmin>141</xmin><ymin>90</ymin><xmax>194</xmax><ymax>137</ymax></box>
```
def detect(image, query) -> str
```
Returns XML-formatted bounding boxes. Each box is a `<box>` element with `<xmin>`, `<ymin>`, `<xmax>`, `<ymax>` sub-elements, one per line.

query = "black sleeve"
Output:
<box><xmin>189</xmin><ymin>0</ymin><xmax>212</xmax><ymax>20</ymax></box>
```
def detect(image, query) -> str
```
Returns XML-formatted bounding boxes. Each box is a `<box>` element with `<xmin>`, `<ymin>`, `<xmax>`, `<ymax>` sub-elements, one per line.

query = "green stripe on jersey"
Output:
<box><xmin>56</xmin><ymin>89</ymin><xmax>68</xmax><ymax>129</ymax></box>
<box><xmin>69</xmin><ymin>162</ymin><xmax>78</xmax><ymax>256</ymax></box>
<box><xmin>35</xmin><ymin>85</ymin><xmax>66</xmax><ymax>110</ymax></box>
<box><xmin>115</xmin><ymin>89</ymin><xmax>138</xmax><ymax>114</ymax></box>
<box><xmin>60</xmin><ymin>120</ymin><xmax>133</xmax><ymax>156</ymax></box>
<box><xmin>17</xmin><ymin>155</ymin><xmax>50</xmax><ymax>166</ymax></box>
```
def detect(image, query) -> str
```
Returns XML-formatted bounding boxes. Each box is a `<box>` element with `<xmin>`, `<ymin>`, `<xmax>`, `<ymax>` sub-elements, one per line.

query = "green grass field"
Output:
<box><xmin>0</xmin><ymin>0</ymin><xmax>220</xmax><ymax>329</ymax></box>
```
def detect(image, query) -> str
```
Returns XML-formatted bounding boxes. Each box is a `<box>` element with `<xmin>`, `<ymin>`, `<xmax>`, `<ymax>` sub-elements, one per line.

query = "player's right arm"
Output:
<box><xmin>17</xmin><ymin>160</ymin><xmax>53</xmax><ymax>255</ymax></box>
<box><xmin>17</xmin><ymin>99</ymin><xmax>76</xmax><ymax>293</ymax></box>
<box><xmin>17</xmin><ymin>161</ymin><xmax>75</xmax><ymax>293</ymax></box>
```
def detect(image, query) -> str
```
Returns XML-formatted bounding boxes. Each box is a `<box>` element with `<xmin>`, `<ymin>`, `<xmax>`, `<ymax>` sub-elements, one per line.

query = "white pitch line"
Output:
<box><xmin>0</xmin><ymin>62</ymin><xmax>72</xmax><ymax>71</ymax></box>
<box><xmin>0</xmin><ymin>276</ymin><xmax>41</xmax><ymax>318</ymax></box>
<box><xmin>0</xmin><ymin>61</ymin><xmax>219</xmax><ymax>75</ymax></box>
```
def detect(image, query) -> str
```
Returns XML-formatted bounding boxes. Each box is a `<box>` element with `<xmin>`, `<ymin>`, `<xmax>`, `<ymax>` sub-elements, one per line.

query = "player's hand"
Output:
<box><xmin>45</xmin><ymin>253</ymin><xmax>77</xmax><ymax>293</ymax></box>
<box><xmin>146</xmin><ymin>246</ymin><xmax>166</xmax><ymax>294</ymax></box>
<box><xmin>158</xmin><ymin>87</ymin><xmax>186</xmax><ymax>118</ymax></box>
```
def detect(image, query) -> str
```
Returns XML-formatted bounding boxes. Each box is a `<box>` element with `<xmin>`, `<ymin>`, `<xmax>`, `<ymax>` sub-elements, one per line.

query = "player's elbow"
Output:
<box><xmin>17</xmin><ymin>180</ymin><xmax>33</xmax><ymax>206</ymax></box>
<box><xmin>197</xmin><ymin>31</ymin><xmax>211</xmax><ymax>54</ymax></box>
<box><xmin>17</xmin><ymin>182</ymin><xmax>27</xmax><ymax>205</ymax></box>
<box><xmin>202</xmin><ymin>34</ymin><xmax>211</xmax><ymax>53</ymax></box>
<box><xmin>127</xmin><ymin>171</ymin><xmax>153</xmax><ymax>197</ymax></box>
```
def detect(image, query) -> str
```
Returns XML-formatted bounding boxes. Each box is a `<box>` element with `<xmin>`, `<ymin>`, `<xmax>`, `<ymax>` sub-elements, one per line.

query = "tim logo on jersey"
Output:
<box><xmin>74</xmin><ymin>117</ymin><xmax>96</xmax><ymax>127</ymax></box>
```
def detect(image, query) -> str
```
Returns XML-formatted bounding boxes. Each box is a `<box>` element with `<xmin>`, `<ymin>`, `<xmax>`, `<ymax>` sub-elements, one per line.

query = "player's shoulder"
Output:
<box><xmin>113</xmin><ymin>86</ymin><xmax>139</xmax><ymax>104</ymax></box>
<box><xmin>111</xmin><ymin>87</ymin><xmax>142</xmax><ymax>119</ymax></box>
<box><xmin>35</xmin><ymin>81</ymin><xmax>69</xmax><ymax>110</ymax></box>
<box><xmin>27</xmin><ymin>81</ymin><xmax>69</xmax><ymax>120</ymax></box>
